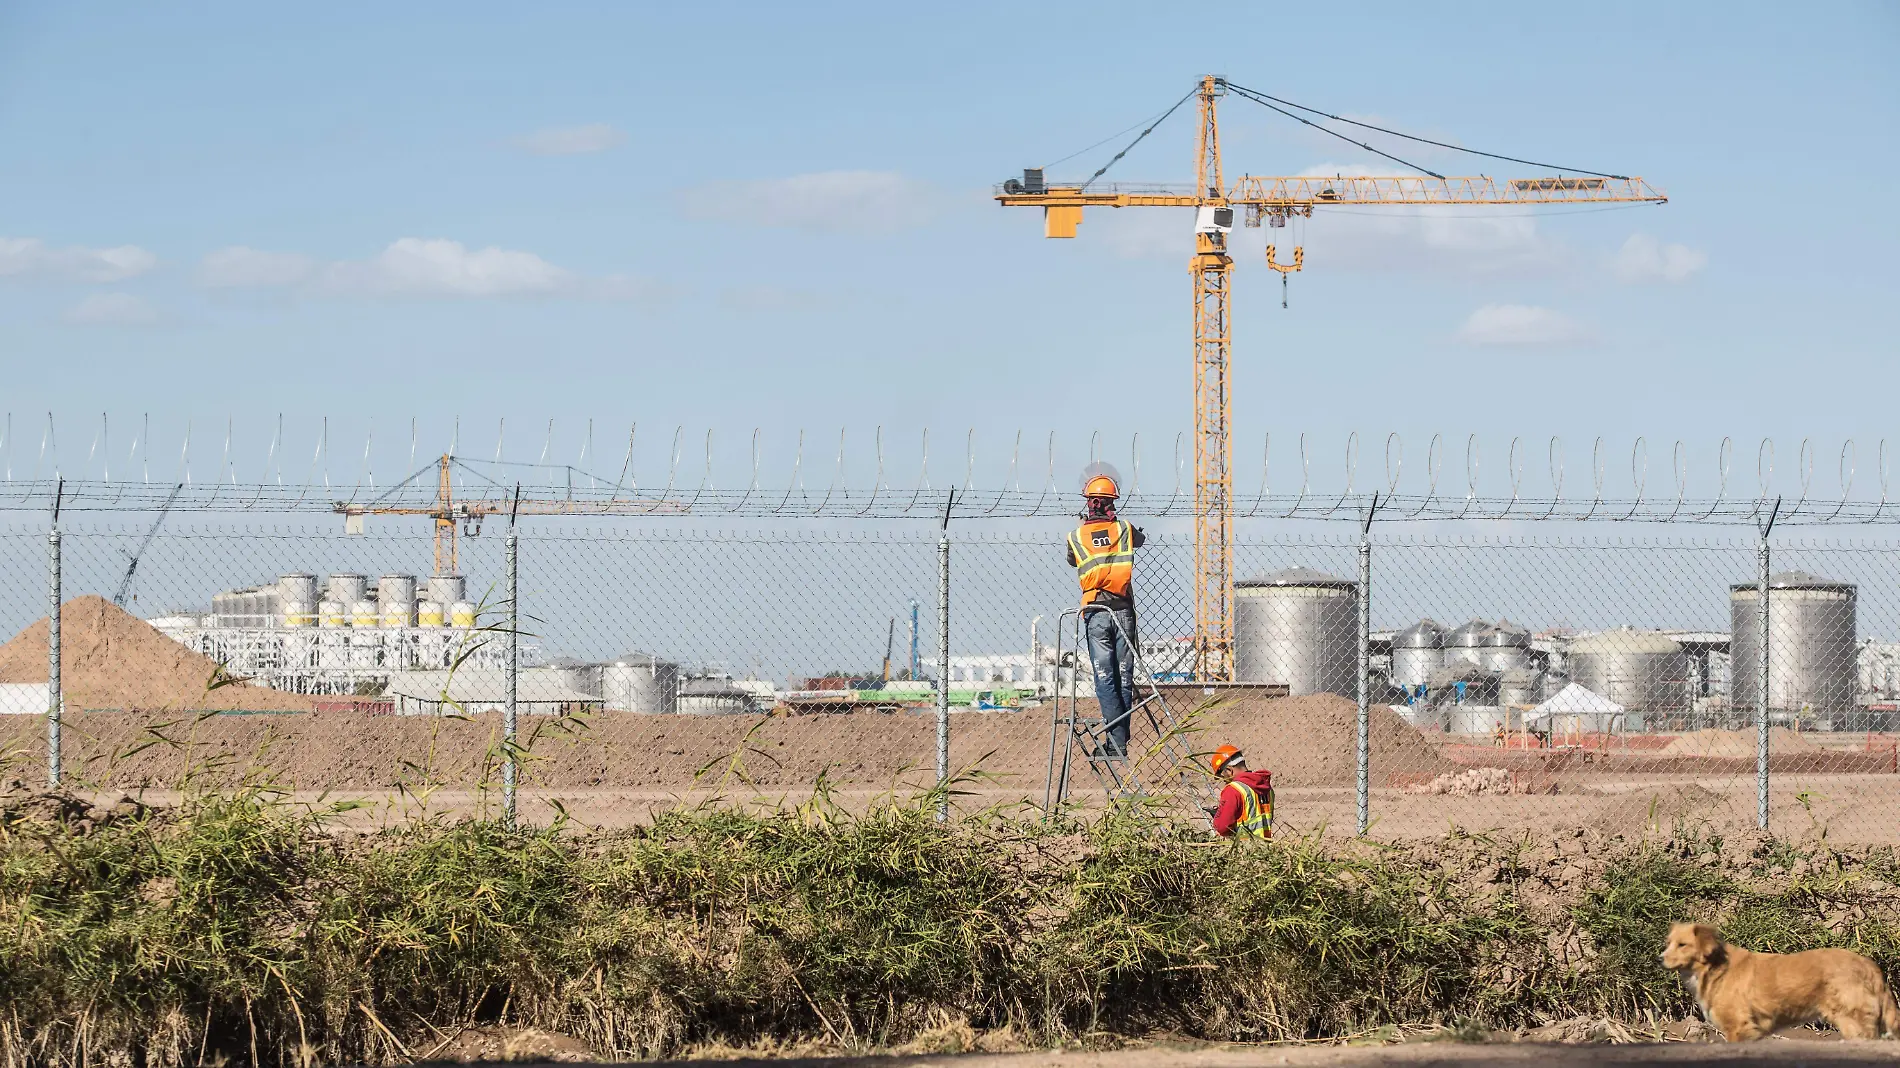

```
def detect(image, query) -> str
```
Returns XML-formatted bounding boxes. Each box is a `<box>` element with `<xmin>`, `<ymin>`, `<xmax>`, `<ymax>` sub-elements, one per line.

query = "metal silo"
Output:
<box><xmin>416</xmin><ymin>601</ymin><xmax>445</xmax><ymax>627</ymax></box>
<box><xmin>1479</xmin><ymin>620</ymin><xmax>1532</xmax><ymax>673</ymax></box>
<box><xmin>427</xmin><ymin>575</ymin><xmax>466</xmax><ymax>609</ymax></box>
<box><xmin>377</xmin><ymin>575</ymin><xmax>417</xmax><ymax>628</ymax></box>
<box><xmin>1391</xmin><ymin>619</ymin><xmax>1444</xmax><ymax>691</ymax></box>
<box><xmin>1445</xmin><ymin>620</ymin><xmax>1493</xmax><ymax>667</ymax></box>
<box><xmin>327</xmin><ymin>573</ymin><xmax>367</xmax><ymax>606</ymax></box>
<box><xmin>1730</xmin><ymin>570</ymin><xmax>1858</xmax><ymax>720</ymax></box>
<box><xmin>1233</xmin><ymin>567</ymin><xmax>1357</xmax><ymax>696</ymax></box>
<box><xmin>603</xmin><ymin>652</ymin><xmax>679</xmax><ymax>714</ymax></box>
<box><xmin>278</xmin><ymin>574</ymin><xmax>318</xmax><ymax>625</ymax></box>
<box><xmin>1498</xmin><ymin>667</ymin><xmax>1543</xmax><ymax>709</ymax></box>
<box><xmin>1565</xmin><ymin>628</ymin><xmax>1691</xmax><ymax>716</ymax></box>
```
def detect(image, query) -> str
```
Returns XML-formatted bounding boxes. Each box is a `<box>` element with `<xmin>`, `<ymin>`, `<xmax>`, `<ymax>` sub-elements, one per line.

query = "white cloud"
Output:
<box><xmin>0</xmin><ymin>236</ymin><xmax>157</xmax><ymax>283</ymax></box>
<box><xmin>1612</xmin><ymin>232</ymin><xmax>1707</xmax><ymax>284</ymax></box>
<box><xmin>199</xmin><ymin>246</ymin><xmax>316</xmax><ymax>288</ymax></box>
<box><xmin>514</xmin><ymin>123</ymin><xmax>626</xmax><ymax>156</ymax></box>
<box><xmin>1456</xmin><ymin>304</ymin><xmax>1592</xmax><ymax>347</ymax></box>
<box><xmin>194</xmin><ymin>239</ymin><xmax>659</xmax><ymax>302</ymax></box>
<box><xmin>680</xmin><ymin>170</ymin><xmax>940</xmax><ymax>233</ymax></box>
<box><xmin>62</xmin><ymin>292</ymin><xmax>162</xmax><ymax>326</ymax></box>
<box><xmin>321</xmin><ymin>238</ymin><xmax>573</xmax><ymax>297</ymax></box>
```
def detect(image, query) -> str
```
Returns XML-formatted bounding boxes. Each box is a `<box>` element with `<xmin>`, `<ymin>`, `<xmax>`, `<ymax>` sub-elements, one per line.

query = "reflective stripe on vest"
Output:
<box><xmin>1069</xmin><ymin>520</ymin><xmax>1134</xmax><ymax>604</ymax></box>
<box><xmin>1225</xmin><ymin>780</ymin><xmax>1272</xmax><ymax>839</ymax></box>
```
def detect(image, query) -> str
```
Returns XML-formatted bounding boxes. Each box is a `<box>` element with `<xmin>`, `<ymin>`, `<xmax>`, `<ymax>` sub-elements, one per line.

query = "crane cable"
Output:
<box><xmin>1077</xmin><ymin>85</ymin><xmax>1199</xmax><ymax>191</ymax></box>
<box><xmin>1220</xmin><ymin>82</ymin><xmax>1446</xmax><ymax>179</ymax></box>
<box><xmin>1222</xmin><ymin>80</ymin><xmax>1632</xmax><ymax>181</ymax></box>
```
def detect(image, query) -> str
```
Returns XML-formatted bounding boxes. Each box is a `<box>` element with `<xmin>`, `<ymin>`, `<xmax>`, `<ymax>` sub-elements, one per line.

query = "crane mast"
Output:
<box><xmin>1190</xmin><ymin>75</ymin><xmax>1234</xmax><ymax>680</ymax></box>
<box><xmin>996</xmin><ymin>75</ymin><xmax>1667</xmax><ymax>680</ymax></box>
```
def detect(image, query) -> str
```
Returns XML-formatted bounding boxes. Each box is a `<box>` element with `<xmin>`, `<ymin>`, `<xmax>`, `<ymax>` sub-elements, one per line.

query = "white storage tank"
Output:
<box><xmin>318</xmin><ymin>600</ymin><xmax>346</xmax><ymax>628</ymax></box>
<box><xmin>1730</xmin><ymin>570</ymin><xmax>1858</xmax><ymax>719</ymax></box>
<box><xmin>1479</xmin><ymin>621</ymin><xmax>1532</xmax><ymax>674</ymax></box>
<box><xmin>1565</xmin><ymin>628</ymin><xmax>1691</xmax><ymax>714</ymax></box>
<box><xmin>603</xmin><ymin>652</ymin><xmax>679</xmax><ymax>714</ymax></box>
<box><xmin>450</xmin><ymin>601</ymin><xmax>478</xmax><ymax>628</ymax></box>
<box><xmin>427</xmin><ymin>575</ymin><xmax>467</xmax><ymax>610</ymax></box>
<box><xmin>1498</xmin><ymin>667</ymin><xmax>1543</xmax><ymax>709</ymax></box>
<box><xmin>678</xmin><ymin>678</ymin><xmax>753</xmax><ymax>715</ymax></box>
<box><xmin>327</xmin><ymin>573</ymin><xmax>368</xmax><ymax>606</ymax></box>
<box><xmin>417</xmin><ymin>601</ymin><xmax>445</xmax><ymax>627</ymax></box>
<box><xmin>277</xmin><ymin>574</ymin><xmax>318</xmax><ymax>624</ymax></box>
<box><xmin>377</xmin><ymin>575</ymin><xmax>417</xmax><ymax>627</ymax></box>
<box><xmin>1391</xmin><ymin>619</ymin><xmax>1444</xmax><ymax>691</ymax></box>
<box><xmin>1233</xmin><ymin>567</ymin><xmax>1357</xmax><ymax>696</ymax></box>
<box><xmin>350</xmin><ymin>599</ymin><xmax>379</xmax><ymax>627</ymax></box>
<box><xmin>1444</xmin><ymin>620</ymin><xmax>1493</xmax><ymax>667</ymax></box>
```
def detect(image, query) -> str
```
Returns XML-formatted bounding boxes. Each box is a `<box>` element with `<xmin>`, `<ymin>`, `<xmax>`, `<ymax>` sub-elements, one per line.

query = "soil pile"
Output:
<box><xmin>1661</xmin><ymin>727</ymin><xmax>1820</xmax><ymax>758</ymax></box>
<box><xmin>1174</xmin><ymin>692</ymin><xmax>1458</xmax><ymax>786</ymax></box>
<box><xmin>0</xmin><ymin>596</ymin><xmax>311</xmax><ymax>713</ymax></box>
<box><xmin>0</xmin><ymin>691</ymin><xmax>1453</xmax><ymax>792</ymax></box>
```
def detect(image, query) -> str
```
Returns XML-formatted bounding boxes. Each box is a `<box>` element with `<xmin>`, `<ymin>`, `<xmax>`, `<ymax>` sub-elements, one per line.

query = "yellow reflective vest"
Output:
<box><xmin>1068</xmin><ymin>519</ymin><xmax>1135</xmax><ymax>606</ymax></box>
<box><xmin>1223</xmin><ymin>779</ymin><xmax>1273</xmax><ymax>839</ymax></box>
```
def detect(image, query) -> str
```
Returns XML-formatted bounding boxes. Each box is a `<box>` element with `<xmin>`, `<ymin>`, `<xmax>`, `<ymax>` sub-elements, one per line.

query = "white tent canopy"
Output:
<box><xmin>1526</xmin><ymin>682</ymin><xmax>1625</xmax><ymax>723</ymax></box>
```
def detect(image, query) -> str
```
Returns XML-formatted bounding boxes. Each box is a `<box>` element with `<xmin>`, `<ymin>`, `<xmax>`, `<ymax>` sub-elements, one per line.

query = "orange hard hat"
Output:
<box><xmin>1210</xmin><ymin>744</ymin><xmax>1244</xmax><ymax>775</ymax></box>
<box><xmin>1079</xmin><ymin>461</ymin><xmax>1123</xmax><ymax>499</ymax></box>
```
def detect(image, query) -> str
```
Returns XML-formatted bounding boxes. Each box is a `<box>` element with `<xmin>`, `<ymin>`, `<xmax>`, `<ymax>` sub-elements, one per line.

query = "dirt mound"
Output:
<box><xmin>1584</xmin><ymin>782</ymin><xmax>1729</xmax><ymax>834</ymax></box>
<box><xmin>1661</xmin><ymin>727</ymin><xmax>1819</xmax><ymax>758</ymax></box>
<box><xmin>0</xmin><ymin>692</ymin><xmax>1452</xmax><ymax>794</ymax></box>
<box><xmin>0</xmin><ymin>596</ymin><xmax>311</xmax><ymax>713</ymax></box>
<box><xmin>1173</xmin><ymin>692</ymin><xmax>1457</xmax><ymax>786</ymax></box>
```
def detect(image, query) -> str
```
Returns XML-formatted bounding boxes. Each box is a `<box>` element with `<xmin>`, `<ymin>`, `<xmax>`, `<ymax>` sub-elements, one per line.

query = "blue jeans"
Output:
<box><xmin>1084</xmin><ymin>605</ymin><xmax>1139</xmax><ymax>753</ymax></box>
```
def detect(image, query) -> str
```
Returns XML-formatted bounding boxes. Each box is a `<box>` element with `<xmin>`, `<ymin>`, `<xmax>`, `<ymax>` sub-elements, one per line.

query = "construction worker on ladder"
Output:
<box><xmin>1209</xmin><ymin>744</ymin><xmax>1273</xmax><ymax>839</ymax></box>
<box><xmin>1066</xmin><ymin>463</ymin><xmax>1144</xmax><ymax>759</ymax></box>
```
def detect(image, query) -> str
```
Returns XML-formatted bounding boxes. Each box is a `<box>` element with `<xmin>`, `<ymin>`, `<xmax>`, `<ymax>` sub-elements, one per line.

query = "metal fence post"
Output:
<box><xmin>47</xmin><ymin>482</ymin><xmax>63</xmax><ymax>789</ymax></box>
<box><xmin>1757</xmin><ymin>498</ymin><xmax>1779</xmax><ymax>830</ymax></box>
<box><xmin>504</xmin><ymin>486</ymin><xmax>521</xmax><ymax>828</ymax></box>
<box><xmin>936</xmin><ymin>490</ymin><xmax>955</xmax><ymax>821</ymax></box>
<box><xmin>1356</xmin><ymin>495</ymin><xmax>1377</xmax><ymax>835</ymax></box>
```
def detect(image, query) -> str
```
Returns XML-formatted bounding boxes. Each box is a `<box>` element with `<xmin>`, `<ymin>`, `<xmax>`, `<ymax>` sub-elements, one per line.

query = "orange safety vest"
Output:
<box><xmin>1223</xmin><ymin>779</ymin><xmax>1273</xmax><ymax>839</ymax></box>
<box><xmin>1068</xmin><ymin>519</ymin><xmax>1135</xmax><ymax>605</ymax></box>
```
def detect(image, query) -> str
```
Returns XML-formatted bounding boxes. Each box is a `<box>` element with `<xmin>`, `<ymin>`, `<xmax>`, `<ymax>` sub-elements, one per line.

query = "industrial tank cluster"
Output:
<box><xmin>1229</xmin><ymin>565</ymin><xmax>1866</xmax><ymax>728</ymax></box>
<box><xmin>254</xmin><ymin>573</ymin><xmax>479</xmax><ymax>631</ymax></box>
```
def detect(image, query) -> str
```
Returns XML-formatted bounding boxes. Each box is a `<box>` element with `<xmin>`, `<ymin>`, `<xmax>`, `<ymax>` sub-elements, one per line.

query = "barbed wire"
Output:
<box><xmin>1</xmin><ymin>418</ymin><xmax>1892</xmax><ymax>524</ymax></box>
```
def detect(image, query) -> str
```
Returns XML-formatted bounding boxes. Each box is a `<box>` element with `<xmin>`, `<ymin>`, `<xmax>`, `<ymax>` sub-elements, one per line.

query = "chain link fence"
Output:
<box><xmin>1</xmin><ymin>516</ymin><xmax>1897</xmax><ymax>841</ymax></box>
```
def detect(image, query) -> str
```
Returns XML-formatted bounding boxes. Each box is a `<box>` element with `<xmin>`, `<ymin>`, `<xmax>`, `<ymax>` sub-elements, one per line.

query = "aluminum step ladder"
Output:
<box><xmin>1043</xmin><ymin>605</ymin><xmax>1220</xmax><ymax>823</ymax></box>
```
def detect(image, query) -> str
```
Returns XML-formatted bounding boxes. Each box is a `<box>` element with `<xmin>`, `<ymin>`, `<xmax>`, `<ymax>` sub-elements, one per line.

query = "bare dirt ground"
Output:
<box><xmin>432</xmin><ymin>1031</ymin><xmax>1900</xmax><ymax>1067</ymax></box>
<box><xmin>0</xmin><ymin>601</ymin><xmax>1894</xmax><ymax>840</ymax></box>
<box><xmin>643</xmin><ymin>1041</ymin><xmax>1900</xmax><ymax>1068</ymax></box>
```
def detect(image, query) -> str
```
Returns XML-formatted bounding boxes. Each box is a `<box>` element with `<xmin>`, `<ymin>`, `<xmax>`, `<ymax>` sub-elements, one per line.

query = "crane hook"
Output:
<box><xmin>1265</xmin><ymin>244</ymin><xmax>1302</xmax><ymax>309</ymax></box>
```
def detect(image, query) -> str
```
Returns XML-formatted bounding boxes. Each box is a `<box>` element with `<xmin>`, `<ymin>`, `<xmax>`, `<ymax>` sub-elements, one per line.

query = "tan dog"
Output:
<box><xmin>1661</xmin><ymin>922</ymin><xmax>1900</xmax><ymax>1041</ymax></box>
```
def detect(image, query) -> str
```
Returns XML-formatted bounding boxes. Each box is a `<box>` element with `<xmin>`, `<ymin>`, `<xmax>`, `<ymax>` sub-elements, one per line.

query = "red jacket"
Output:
<box><xmin>1212</xmin><ymin>769</ymin><xmax>1273</xmax><ymax>838</ymax></box>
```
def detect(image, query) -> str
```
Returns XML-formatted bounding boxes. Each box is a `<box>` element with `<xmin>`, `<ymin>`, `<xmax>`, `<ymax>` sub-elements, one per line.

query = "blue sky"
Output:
<box><xmin>1</xmin><ymin>2</ymin><xmax>1895</xmax><ymax>499</ymax></box>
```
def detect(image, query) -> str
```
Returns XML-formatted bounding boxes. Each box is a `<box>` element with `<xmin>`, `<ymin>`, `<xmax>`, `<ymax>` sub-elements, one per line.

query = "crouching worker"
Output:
<box><xmin>1210</xmin><ymin>744</ymin><xmax>1272</xmax><ymax>839</ymax></box>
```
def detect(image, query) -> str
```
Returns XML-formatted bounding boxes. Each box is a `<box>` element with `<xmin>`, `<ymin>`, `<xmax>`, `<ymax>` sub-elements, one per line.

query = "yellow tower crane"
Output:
<box><xmin>335</xmin><ymin>454</ymin><xmax>683</xmax><ymax>576</ymax></box>
<box><xmin>998</xmin><ymin>75</ymin><xmax>1667</xmax><ymax>680</ymax></box>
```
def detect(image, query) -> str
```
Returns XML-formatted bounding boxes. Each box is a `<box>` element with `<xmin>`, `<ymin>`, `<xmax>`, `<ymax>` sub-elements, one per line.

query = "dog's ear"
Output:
<box><xmin>1692</xmin><ymin>924</ymin><xmax>1726</xmax><ymax>965</ymax></box>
